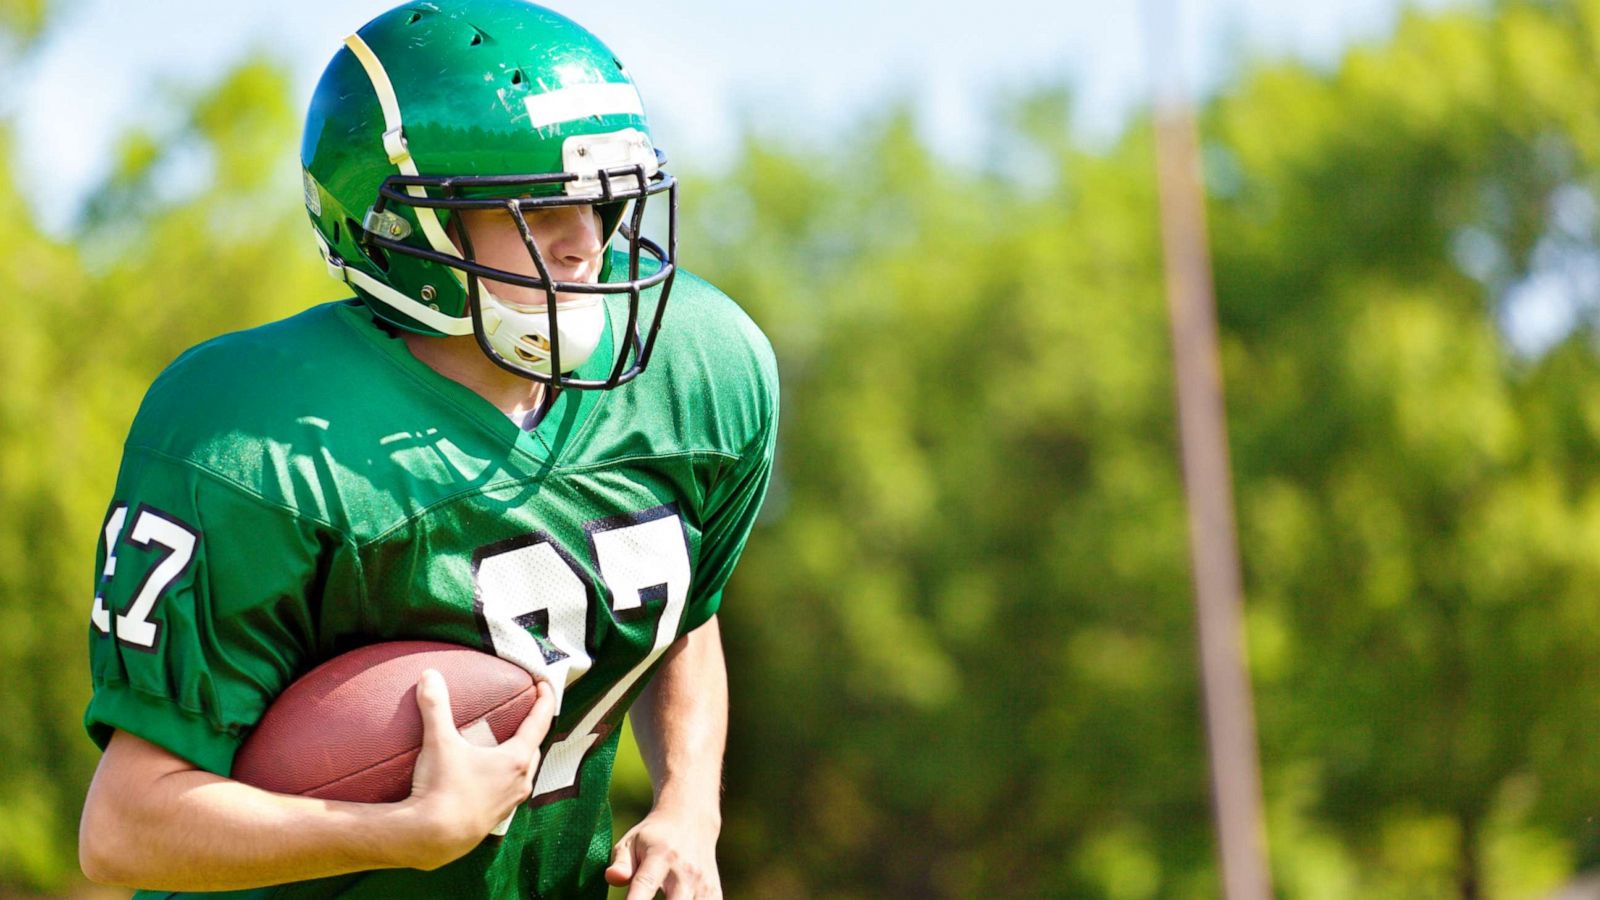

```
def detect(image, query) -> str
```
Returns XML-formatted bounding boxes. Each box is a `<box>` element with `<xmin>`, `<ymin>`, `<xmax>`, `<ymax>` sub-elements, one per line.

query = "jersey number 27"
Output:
<box><xmin>472</xmin><ymin>504</ymin><xmax>692</xmax><ymax>806</ymax></box>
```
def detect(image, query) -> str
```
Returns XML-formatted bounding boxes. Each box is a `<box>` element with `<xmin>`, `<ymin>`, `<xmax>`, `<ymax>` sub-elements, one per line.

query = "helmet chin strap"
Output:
<box><xmin>315</xmin><ymin>224</ymin><xmax>606</xmax><ymax>375</ymax></box>
<box><xmin>477</xmin><ymin>199</ymin><xmax>611</xmax><ymax>378</ymax></box>
<box><xmin>314</xmin><ymin>228</ymin><xmax>473</xmax><ymax>336</ymax></box>
<box><xmin>477</xmin><ymin>288</ymin><xmax>606</xmax><ymax>376</ymax></box>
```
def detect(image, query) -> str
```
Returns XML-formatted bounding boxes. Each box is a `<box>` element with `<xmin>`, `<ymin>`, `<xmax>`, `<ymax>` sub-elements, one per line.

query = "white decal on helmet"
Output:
<box><xmin>523</xmin><ymin>82</ymin><xmax>644</xmax><ymax>130</ymax></box>
<box><xmin>302</xmin><ymin>169</ymin><xmax>322</xmax><ymax>216</ymax></box>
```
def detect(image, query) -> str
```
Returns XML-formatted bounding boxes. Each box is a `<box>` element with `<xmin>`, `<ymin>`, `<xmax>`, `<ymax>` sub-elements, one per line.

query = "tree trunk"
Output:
<box><xmin>1458</xmin><ymin>816</ymin><xmax>1479</xmax><ymax>900</ymax></box>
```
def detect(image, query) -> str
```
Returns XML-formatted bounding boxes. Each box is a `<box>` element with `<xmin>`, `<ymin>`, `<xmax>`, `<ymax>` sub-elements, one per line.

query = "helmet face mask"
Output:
<box><xmin>366</xmin><ymin>153</ymin><xmax>678</xmax><ymax>388</ymax></box>
<box><xmin>301</xmin><ymin>0</ymin><xmax>678</xmax><ymax>390</ymax></box>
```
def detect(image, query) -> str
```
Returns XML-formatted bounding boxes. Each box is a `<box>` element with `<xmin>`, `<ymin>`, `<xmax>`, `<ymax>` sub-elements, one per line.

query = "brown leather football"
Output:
<box><xmin>231</xmin><ymin>641</ymin><xmax>537</xmax><ymax>802</ymax></box>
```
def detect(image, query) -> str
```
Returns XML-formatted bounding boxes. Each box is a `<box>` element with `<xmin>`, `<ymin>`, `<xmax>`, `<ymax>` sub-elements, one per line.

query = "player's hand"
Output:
<box><xmin>399</xmin><ymin>669</ymin><xmax>555</xmax><ymax>871</ymax></box>
<box><xmin>605</xmin><ymin>806</ymin><xmax>722</xmax><ymax>899</ymax></box>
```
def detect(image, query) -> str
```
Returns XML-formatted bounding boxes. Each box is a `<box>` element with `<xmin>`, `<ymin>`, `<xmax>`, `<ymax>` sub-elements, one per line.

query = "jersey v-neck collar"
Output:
<box><xmin>333</xmin><ymin>299</ymin><xmax>614</xmax><ymax>467</ymax></box>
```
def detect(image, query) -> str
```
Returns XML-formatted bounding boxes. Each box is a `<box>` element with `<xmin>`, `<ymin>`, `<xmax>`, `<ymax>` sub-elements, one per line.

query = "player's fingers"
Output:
<box><xmin>624</xmin><ymin>853</ymin><xmax>671</xmax><ymax>900</ymax></box>
<box><xmin>661</xmin><ymin>868</ymin><xmax>694</xmax><ymax>900</ymax></box>
<box><xmin>604</xmin><ymin>834</ymin><xmax>636</xmax><ymax>886</ymax></box>
<box><xmin>669</xmin><ymin>858</ymin><xmax>712</xmax><ymax>900</ymax></box>
<box><xmin>507</xmin><ymin>679</ymin><xmax>557</xmax><ymax>754</ymax></box>
<box><xmin>414</xmin><ymin>669</ymin><xmax>461</xmax><ymax>746</ymax></box>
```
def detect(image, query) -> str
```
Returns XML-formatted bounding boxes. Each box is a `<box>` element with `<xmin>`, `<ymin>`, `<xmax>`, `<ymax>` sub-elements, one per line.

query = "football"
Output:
<box><xmin>231</xmin><ymin>641</ymin><xmax>539</xmax><ymax>802</ymax></box>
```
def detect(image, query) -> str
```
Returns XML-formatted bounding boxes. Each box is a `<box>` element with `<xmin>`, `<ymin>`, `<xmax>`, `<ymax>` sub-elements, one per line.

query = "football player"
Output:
<box><xmin>76</xmin><ymin>2</ymin><xmax>777</xmax><ymax>898</ymax></box>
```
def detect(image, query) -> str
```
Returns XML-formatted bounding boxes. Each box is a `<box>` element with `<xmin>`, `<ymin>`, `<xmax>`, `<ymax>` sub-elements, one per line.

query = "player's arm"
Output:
<box><xmin>606</xmin><ymin>616</ymin><xmax>728</xmax><ymax>900</ymax></box>
<box><xmin>603</xmin><ymin>347</ymin><xmax>778</xmax><ymax>899</ymax></box>
<box><xmin>80</xmin><ymin>671</ymin><xmax>555</xmax><ymax>891</ymax></box>
<box><xmin>80</xmin><ymin>450</ymin><xmax>560</xmax><ymax>890</ymax></box>
<box><xmin>81</xmin><ymin>728</ymin><xmax>422</xmax><ymax>887</ymax></box>
<box><xmin>630</xmin><ymin>616</ymin><xmax>728</xmax><ymax>818</ymax></box>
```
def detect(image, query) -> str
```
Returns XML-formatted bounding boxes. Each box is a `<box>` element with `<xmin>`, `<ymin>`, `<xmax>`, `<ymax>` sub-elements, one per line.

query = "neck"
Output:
<box><xmin>401</xmin><ymin>332</ymin><xmax>547</xmax><ymax>417</ymax></box>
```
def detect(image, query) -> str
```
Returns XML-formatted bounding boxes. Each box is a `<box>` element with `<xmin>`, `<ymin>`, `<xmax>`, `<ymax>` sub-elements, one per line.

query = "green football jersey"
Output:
<box><xmin>83</xmin><ymin>263</ymin><xmax>778</xmax><ymax>899</ymax></box>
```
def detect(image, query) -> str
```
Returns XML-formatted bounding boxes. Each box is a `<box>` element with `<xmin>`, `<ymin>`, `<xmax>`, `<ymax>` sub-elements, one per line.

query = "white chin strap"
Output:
<box><xmin>480</xmin><ymin>293</ymin><xmax>605</xmax><ymax>375</ymax></box>
<box><xmin>315</xmin><ymin>226</ymin><xmax>605</xmax><ymax>374</ymax></box>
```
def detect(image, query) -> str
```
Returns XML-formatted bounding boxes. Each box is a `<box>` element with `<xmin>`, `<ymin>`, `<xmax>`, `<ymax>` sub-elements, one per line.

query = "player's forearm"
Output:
<box><xmin>632</xmin><ymin>615</ymin><xmax>728</xmax><ymax>817</ymax></box>
<box><xmin>80</xmin><ymin>762</ymin><xmax>431</xmax><ymax>890</ymax></box>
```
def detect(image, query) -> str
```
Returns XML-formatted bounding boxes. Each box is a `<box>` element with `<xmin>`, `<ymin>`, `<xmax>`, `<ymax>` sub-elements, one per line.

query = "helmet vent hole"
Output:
<box><xmin>469</xmin><ymin>32</ymin><xmax>483</xmax><ymax>46</ymax></box>
<box><xmin>405</xmin><ymin>11</ymin><xmax>422</xmax><ymax>24</ymax></box>
<box><xmin>511</xmin><ymin>69</ymin><xmax>523</xmax><ymax>86</ymax></box>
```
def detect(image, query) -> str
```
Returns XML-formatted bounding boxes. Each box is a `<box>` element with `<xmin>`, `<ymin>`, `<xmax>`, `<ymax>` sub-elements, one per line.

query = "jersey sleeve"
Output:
<box><xmin>684</xmin><ymin>406</ymin><xmax>778</xmax><ymax>633</ymax></box>
<box><xmin>83</xmin><ymin>447</ymin><xmax>333</xmax><ymax>775</ymax></box>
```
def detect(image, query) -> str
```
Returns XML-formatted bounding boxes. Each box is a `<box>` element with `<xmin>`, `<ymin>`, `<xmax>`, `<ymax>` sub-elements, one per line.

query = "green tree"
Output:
<box><xmin>1211</xmin><ymin>3</ymin><xmax>1600</xmax><ymax>896</ymax></box>
<box><xmin>693</xmin><ymin>2</ymin><xmax>1600</xmax><ymax>897</ymax></box>
<box><xmin>689</xmin><ymin>104</ymin><xmax>1213</xmax><ymax>897</ymax></box>
<box><xmin>0</xmin><ymin>51</ymin><xmax>337</xmax><ymax>888</ymax></box>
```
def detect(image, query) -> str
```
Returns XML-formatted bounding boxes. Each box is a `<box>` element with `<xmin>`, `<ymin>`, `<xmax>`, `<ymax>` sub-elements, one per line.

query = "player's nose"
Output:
<box><xmin>546</xmin><ymin>205</ymin><xmax>603</xmax><ymax>266</ymax></box>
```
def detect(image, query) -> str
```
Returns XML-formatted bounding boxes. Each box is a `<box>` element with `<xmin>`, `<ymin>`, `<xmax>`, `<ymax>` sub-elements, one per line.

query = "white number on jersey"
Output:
<box><xmin>473</xmin><ymin>505</ymin><xmax>692</xmax><ymax>805</ymax></box>
<box><xmin>91</xmin><ymin>505</ymin><xmax>199</xmax><ymax>650</ymax></box>
<box><xmin>90</xmin><ymin>505</ymin><xmax>129</xmax><ymax>635</ymax></box>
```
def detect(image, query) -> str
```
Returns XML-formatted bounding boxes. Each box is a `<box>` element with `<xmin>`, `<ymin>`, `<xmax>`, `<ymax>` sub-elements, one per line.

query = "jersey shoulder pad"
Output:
<box><xmin>123</xmin><ymin>302</ymin><xmax>395</xmax><ymax>523</ymax></box>
<box><xmin>593</xmin><ymin>267</ymin><xmax>777</xmax><ymax>461</ymax></box>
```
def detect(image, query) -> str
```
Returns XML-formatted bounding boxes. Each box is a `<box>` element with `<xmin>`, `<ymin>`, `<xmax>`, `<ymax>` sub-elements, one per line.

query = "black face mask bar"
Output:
<box><xmin>362</xmin><ymin>156</ymin><xmax>678</xmax><ymax>390</ymax></box>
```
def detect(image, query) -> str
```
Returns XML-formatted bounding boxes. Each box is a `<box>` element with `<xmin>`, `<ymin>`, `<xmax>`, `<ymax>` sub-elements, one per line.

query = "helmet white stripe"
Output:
<box><xmin>523</xmin><ymin>82</ymin><xmax>644</xmax><ymax>129</ymax></box>
<box><xmin>341</xmin><ymin>32</ymin><xmax>460</xmax><ymax>265</ymax></box>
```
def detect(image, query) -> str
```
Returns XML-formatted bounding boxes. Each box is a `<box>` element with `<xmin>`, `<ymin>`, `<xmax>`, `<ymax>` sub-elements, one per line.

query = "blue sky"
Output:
<box><xmin>13</xmin><ymin>0</ymin><xmax>1462</xmax><ymax>235</ymax></box>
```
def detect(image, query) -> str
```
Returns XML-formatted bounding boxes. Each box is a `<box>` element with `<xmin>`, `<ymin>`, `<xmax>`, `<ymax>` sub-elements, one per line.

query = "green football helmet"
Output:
<box><xmin>301</xmin><ymin>0</ymin><xmax>676</xmax><ymax>388</ymax></box>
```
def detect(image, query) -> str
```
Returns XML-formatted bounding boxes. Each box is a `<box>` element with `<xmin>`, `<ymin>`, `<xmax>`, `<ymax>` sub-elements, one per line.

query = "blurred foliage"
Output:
<box><xmin>7</xmin><ymin>0</ymin><xmax>1600</xmax><ymax>898</ymax></box>
<box><xmin>0</xmin><ymin>0</ymin><xmax>60</xmax><ymax>70</ymax></box>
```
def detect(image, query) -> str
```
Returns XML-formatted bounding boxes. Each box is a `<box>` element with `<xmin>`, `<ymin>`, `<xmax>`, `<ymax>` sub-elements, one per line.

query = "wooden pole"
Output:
<box><xmin>1144</xmin><ymin>2</ymin><xmax>1274</xmax><ymax>897</ymax></box>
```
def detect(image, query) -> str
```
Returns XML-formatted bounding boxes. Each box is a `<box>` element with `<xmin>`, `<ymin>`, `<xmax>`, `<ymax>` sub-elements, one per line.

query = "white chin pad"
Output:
<box><xmin>480</xmin><ymin>292</ymin><xmax>606</xmax><ymax>376</ymax></box>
